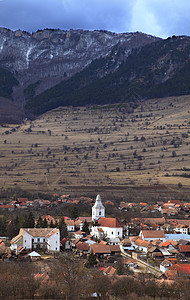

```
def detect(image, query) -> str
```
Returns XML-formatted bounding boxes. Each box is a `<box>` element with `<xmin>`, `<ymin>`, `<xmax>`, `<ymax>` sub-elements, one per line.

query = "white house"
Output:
<box><xmin>160</xmin><ymin>259</ymin><xmax>173</xmax><ymax>273</ymax></box>
<box><xmin>11</xmin><ymin>228</ymin><xmax>60</xmax><ymax>252</ymax></box>
<box><xmin>65</xmin><ymin>220</ymin><xmax>75</xmax><ymax>232</ymax></box>
<box><xmin>139</xmin><ymin>230</ymin><xmax>166</xmax><ymax>242</ymax></box>
<box><xmin>91</xmin><ymin>195</ymin><xmax>123</xmax><ymax>241</ymax></box>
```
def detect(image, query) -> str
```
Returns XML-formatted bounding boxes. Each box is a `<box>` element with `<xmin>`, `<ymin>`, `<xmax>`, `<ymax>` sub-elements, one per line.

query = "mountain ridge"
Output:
<box><xmin>0</xmin><ymin>28</ymin><xmax>190</xmax><ymax>120</ymax></box>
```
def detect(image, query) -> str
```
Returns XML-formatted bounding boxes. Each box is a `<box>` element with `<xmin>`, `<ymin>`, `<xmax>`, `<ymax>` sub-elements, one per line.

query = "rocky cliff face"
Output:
<box><xmin>0</xmin><ymin>28</ymin><xmax>159</xmax><ymax>102</ymax></box>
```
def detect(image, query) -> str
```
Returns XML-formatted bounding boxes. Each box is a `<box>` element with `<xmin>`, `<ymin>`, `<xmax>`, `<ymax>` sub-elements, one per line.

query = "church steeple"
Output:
<box><xmin>92</xmin><ymin>194</ymin><xmax>105</xmax><ymax>221</ymax></box>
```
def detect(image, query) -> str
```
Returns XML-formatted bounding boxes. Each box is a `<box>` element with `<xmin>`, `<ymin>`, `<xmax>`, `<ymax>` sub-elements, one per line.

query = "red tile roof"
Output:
<box><xmin>98</xmin><ymin>217</ymin><xmax>122</xmax><ymax>228</ymax></box>
<box><xmin>91</xmin><ymin>244</ymin><xmax>111</xmax><ymax>254</ymax></box>
<box><xmin>141</xmin><ymin>230</ymin><xmax>165</xmax><ymax>239</ymax></box>
<box><xmin>179</xmin><ymin>245</ymin><xmax>190</xmax><ymax>252</ymax></box>
<box><xmin>76</xmin><ymin>242</ymin><xmax>89</xmax><ymax>251</ymax></box>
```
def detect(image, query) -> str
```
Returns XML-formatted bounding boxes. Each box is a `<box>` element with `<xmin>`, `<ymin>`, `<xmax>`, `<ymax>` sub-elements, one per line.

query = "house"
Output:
<box><xmin>76</xmin><ymin>241</ymin><xmax>89</xmax><ymax>256</ymax></box>
<box><xmin>139</xmin><ymin>230</ymin><xmax>165</xmax><ymax>242</ymax></box>
<box><xmin>10</xmin><ymin>228</ymin><xmax>60</xmax><ymax>252</ymax></box>
<box><xmin>65</xmin><ymin>219</ymin><xmax>75</xmax><ymax>232</ymax></box>
<box><xmin>134</xmin><ymin>239</ymin><xmax>151</xmax><ymax>253</ymax></box>
<box><xmin>165</xmin><ymin>233</ymin><xmax>190</xmax><ymax>241</ymax></box>
<box><xmin>123</xmin><ymin>258</ymin><xmax>138</xmax><ymax>269</ymax></box>
<box><xmin>160</xmin><ymin>259</ymin><xmax>173</xmax><ymax>273</ymax></box>
<box><xmin>179</xmin><ymin>245</ymin><xmax>190</xmax><ymax>257</ymax></box>
<box><xmin>10</xmin><ymin>233</ymin><xmax>23</xmax><ymax>254</ymax></box>
<box><xmin>90</xmin><ymin>243</ymin><xmax>111</xmax><ymax>259</ymax></box>
<box><xmin>174</xmin><ymin>224</ymin><xmax>189</xmax><ymax>235</ymax></box>
<box><xmin>166</xmin><ymin>264</ymin><xmax>190</xmax><ymax>279</ymax></box>
<box><xmin>91</xmin><ymin>195</ymin><xmax>123</xmax><ymax>240</ymax></box>
<box><xmin>148</xmin><ymin>247</ymin><xmax>164</xmax><ymax>259</ymax></box>
<box><xmin>60</xmin><ymin>238</ymin><xmax>72</xmax><ymax>250</ymax></box>
<box><xmin>120</xmin><ymin>239</ymin><xmax>133</xmax><ymax>251</ymax></box>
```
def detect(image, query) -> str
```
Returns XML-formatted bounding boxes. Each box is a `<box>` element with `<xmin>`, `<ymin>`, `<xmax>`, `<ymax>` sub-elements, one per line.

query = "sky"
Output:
<box><xmin>0</xmin><ymin>0</ymin><xmax>190</xmax><ymax>38</ymax></box>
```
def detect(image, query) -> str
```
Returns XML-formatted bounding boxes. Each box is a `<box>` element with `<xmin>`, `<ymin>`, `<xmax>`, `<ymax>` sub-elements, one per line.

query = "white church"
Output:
<box><xmin>91</xmin><ymin>194</ymin><xmax>123</xmax><ymax>242</ymax></box>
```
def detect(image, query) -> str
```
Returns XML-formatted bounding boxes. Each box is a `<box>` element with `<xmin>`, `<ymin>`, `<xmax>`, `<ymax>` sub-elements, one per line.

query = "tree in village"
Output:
<box><xmin>116</xmin><ymin>258</ymin><xmax>125</xmax><ymax>275</ymax></box>
<box><xmin>36</xmin><ymin>215</ymin><xmax>43</xmax><ymax>228</ymax></box>
<box><xmin>21</xmin><ymin>212</ymin><xmax>35</xmax><ymax>228</ymax></box>
<box><xmin>59</xmin><ymin>217</ymin><xmax>68</xmax><ymax>239</ymax></box>
<box><xmin>70</xmin><ymin>206</ymin><xmax>79</xmax><ymax>220</ymax></box>
<box><xmin>51</xmin><ymin>253</ymin><xmax>91</xmax><ymax>299</ymax></box>
<box><xmin>87</xmin><ymin>252</ymin><xmax>97</xmax><ymax>267</ymax></box>
<box><xmin>82</xmin><ymin>219</ymin><xmax>90</xmax><ymax>235</ymax></box>
<box><xmin>42</xmin><ymin>218</ymin><xmax>48</xmax><ymax>228</ymax></box>
<box><xmin>6</xmin><ymin>216</ymin><xmax>20</xmax><ymax>239</ymax></box>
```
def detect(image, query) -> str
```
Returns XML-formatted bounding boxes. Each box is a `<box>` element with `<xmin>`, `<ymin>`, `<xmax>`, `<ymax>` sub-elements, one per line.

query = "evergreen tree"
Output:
<box><xmin>87</xmin><ymin>252</ymin><xmax>97</xmax><ymax>267</ymax></box>
<box><xmin>82</xmin><ymin>219</ymin><xmax>90</xmax><ymax>235</ymax></box>
<box><xmin>42</xmin><ymin>218</ymin><xmax>48</xmax><ymax>228</ymax></box>
<box><xmin>50</xmin><ymin>220</ymin><xmax>54</xmax><ymax>228</ymax></box>
<box><xmin>36</xmin><ymin>216</ymin><xmax>43</xmax><ymax>228</ymax></box>
<box><xmin>70</xmin><ymin>206</ymin><xmax>79</xmax><ymax>220</ymax></box>
<box><xmin>28</xmin><ymin>212</ymin><xmax>35</xmax><ymax>228</ymax></box>
<box><xmin>59</xmin><ymin>218</ymin><xmax>68</xmax><ymax>239</ymax></box>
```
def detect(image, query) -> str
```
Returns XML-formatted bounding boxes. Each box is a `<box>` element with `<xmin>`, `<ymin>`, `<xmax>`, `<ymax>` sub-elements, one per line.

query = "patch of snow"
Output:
<box><xmin>26</xmin><ymin>46</ymin><xmax>34</xmax><ymax>68</ymax></box>
<box><xmin>0</xmin><ymin>37</ymin><xmax>6</xmax><ymax>52</ymax></box>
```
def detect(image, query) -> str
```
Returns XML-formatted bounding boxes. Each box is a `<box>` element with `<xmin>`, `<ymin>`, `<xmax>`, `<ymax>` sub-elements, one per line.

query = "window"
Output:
<box><xmin>99</xmin><ymin>211</ymin><xmax>101</xmax><ymax>215</ymax></box>
<box><xmin>38</xmin><ymin>238</ymin><xmax>40</xmax><ymax>242</ymax></box>
<box><xmin>32</xmin><ymin>238</ymin><xmax>34</xmax><ymax>242</ymax></box>
<box><xmin>43</xmin><ymin>238</ymin><xmax>45</xmax><ymax>242</ymax></box>
<box><xmin>25</xmin><ymin>240</ymin><xmax>26</xmax><ymax>243</ymax></box>
<box><xmin>118</xmin><ymin>232</ymin><xmax>120</xmax><ymax>235</ymax></box>
<box><xmin>111</xmin><ymin>232</ymin><xmax>113</xmax><ymax>235</ymax></box>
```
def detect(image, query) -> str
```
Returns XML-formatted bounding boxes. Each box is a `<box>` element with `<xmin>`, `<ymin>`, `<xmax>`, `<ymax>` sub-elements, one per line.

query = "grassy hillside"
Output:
<box><xmin>1</xmin><ymin>95</ymin><xmax>190</xmax><ymax>196</ymax></box>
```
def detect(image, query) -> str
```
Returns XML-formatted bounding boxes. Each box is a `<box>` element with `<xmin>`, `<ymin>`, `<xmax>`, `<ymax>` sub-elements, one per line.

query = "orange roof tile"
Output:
<box><xmin>98</xmin><ymin>217</ymin><xmax>122</xmax><ymax>228</ymax></box>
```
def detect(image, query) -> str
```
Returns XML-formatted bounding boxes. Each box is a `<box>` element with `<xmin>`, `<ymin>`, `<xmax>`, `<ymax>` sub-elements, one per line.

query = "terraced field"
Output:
<box><xmin>0</xmin><ymin>95</ymin><xmax>190</xmax><ymax>196</ymax></box>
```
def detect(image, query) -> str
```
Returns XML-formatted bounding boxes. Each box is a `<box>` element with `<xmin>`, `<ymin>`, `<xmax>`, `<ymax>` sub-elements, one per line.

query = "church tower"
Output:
<box><xmin>92</xmin><ymin>194</ymin><xmax>105</xmax><ymax>221</ymax></box>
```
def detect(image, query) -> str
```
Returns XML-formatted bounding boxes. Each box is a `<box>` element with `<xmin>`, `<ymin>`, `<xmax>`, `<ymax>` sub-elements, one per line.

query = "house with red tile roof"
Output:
<box><xmin>166</xmin><ymin>264</ymin><xmax>190</xmax><ymax>279</ymax></box>
<box><xmin>139</xmin><ymin>230</ymin><xmax>165</xmax><ymax>242</ymax></box>
<box><xmin>179</xmin><ymin>245</ymin><xmax>190</xmax><ymax>257</ymax></box>
<box><xmin>134</xmin><ymin>239</ymin><xmax>151</xmax><ymax>253</ymax></box>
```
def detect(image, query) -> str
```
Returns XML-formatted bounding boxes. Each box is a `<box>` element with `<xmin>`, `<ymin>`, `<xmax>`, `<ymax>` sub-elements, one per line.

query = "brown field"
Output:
<box><xmin>0</xmin><ymin>95</ymin><xmax>190</xmax><ymax>196</ymax></box>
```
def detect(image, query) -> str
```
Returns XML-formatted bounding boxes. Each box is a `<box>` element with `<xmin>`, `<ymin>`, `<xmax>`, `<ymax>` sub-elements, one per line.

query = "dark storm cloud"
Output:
<box><xmin>0</xmin><ymin>0</ymin><xmax>190</xmax><ymax>37</ymax></box>
<box><xmin>0</xmin><ymin>0</ymin><xmax>132</xmax><ymax>33</ymax></box>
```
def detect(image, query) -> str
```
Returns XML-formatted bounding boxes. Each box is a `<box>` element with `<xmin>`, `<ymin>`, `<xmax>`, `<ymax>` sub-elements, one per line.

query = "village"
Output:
<box><xmin>0</xmin><ymin>192</ymin><xmax>190</xmax><ymax>286</ymax></box>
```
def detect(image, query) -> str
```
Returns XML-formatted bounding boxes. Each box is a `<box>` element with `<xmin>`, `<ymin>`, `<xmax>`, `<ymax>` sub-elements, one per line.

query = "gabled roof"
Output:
<box><xmin>109</xmin><ymin>245</ymin><xmax>121</xmax><ymax>253</ymax></box>
<box><xmin>179</xmin><ymin>245</ymin><xmax>190</xmax><ymax>252</ymax></box>
<box><xmin>135</xmin><ymin>239</ymin><xmax>151</xmax><ymax>248</ymax></box>
<box><xmin>98</xmin><ymin>217</ymin><xmax>122</xmax><ymax>228</ymax></box>
<box><xmin>140</xmin><ymin>230</ymin><xmax>165</xmax><ymax>239</ymax></box>
<box><xmin>22</xmin><ymin>228</ymin><xmax>58</xmax><ymax>238</ymax></box>
<box><xmin>103</xmin><ymin>266</ymin><xmax>117</xmax><ymax>276</ymax></box>
<box><xmin>76</xmin><ymin>242</ymin><xmax>89</xmax><ymax>251</ymax></box>
<box><xmin>120</xmin><ymin>239</ymin><xmax>131</xmax><ymax>246</ymax></box>
<box><xmin>10</xmin><ymin>234</ymin><xmax>23</xmax><ymax>244</ymax></box>
<box><xmin>91</xmin><ymin>244</ymin><xmax>111</xmax><ymax>254</ymax></box>
<box><xmin>28</xmin><ymin>251</ymin><xmax>41</xmax><ymax>257</ymax></box>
